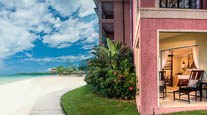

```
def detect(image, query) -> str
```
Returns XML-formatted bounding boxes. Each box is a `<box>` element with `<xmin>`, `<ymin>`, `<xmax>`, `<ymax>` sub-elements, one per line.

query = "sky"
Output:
<box><xmin>0</xmin><ymin>0</ymin><xmax>98</xmax><ymax>74</ymax></box>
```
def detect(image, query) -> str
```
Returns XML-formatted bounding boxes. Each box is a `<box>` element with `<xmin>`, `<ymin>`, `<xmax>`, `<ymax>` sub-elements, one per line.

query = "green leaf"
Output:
<box><xmin>106</xmin><ymin>38</ymin><xmax>117</xmax><ymax>56</ymax></box>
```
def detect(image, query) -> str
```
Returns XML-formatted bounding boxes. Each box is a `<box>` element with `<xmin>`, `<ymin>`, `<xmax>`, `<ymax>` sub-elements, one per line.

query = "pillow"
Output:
<box><xmin>187</xmin><ymin>80</ymin><xmax>198</xmax><ymax>88</ymax></box>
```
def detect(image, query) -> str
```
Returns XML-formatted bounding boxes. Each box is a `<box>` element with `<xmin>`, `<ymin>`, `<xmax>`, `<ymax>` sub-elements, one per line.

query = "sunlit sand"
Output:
<box><xmin>0</xmin><ymin>75</ymin><xmax>86</xmax><ymax>115</ymax></box>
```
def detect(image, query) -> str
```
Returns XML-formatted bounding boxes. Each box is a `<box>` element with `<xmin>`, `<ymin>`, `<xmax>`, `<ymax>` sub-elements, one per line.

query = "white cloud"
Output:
<box><xmin>0</xmin><ymin>0</ymin><xmax>98</xmax><ymax>67</ymax></box>
<box><xmin>0</xmin><ymin>18</ymin><xmax>35</xmax><ymax>60</ymax></box>
<box><xmin>42</xmin><ymin>18</ymin><xmax>98</xmax><ymax>48</ymax></box>
<box><xmin>25</xmin><ymin>53</ymin><xmax>33</xmax><ymax>57</ymax></box>
<box><xmin>24</xmin><ymin>54</ymin><xmax>93</xmax><ymax>63</ymax></box>
<box><xmin>0</xmin><ymin>0</ymin><xmax>98</xmax><ymax>49</ymax></box>
<box><xmin>48</xmin><ymin>0</ymin><xmax>96</xmax><ymax>17</ymax></box>
<box><xmin>0</xmin><ymin>0</ymin><xmax>51</xmax><ymax>62</ymax></box>
<box><xmin>81</xmin><ymin>45</ymin><xmax>95</xmax><ymax>50</ymax></box>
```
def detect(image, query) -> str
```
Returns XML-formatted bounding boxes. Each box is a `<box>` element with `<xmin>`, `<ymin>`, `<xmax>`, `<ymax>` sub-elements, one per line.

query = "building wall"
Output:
<box><xmin>138</xmin><ymin>18</ymin><xmax>207</xmax><ymax>115</ymax></box>
<box><xmin>139</xmin><ymin>18</ymin><xmax>158</xmax><ymax>115</ymax></box>
<box><xmin>141</xmin><ymin>0</ymin><xmax>155</xmax><ymax>8</ymax></box>
<box><xmin>96</xmin><ymin>0</ymin><xmax>131</xmax><ymax>47</ymax></box>
<box><xmin>124</xmin><ymin>2</ymin><xmax>131</xmax><ymax>47</ymax></box>
<box><xmin>114</xmin><ymin>1</ymin><xmax>131</xmax><ymax>47</ymax></box>
<box><xmin>133</xmin><ymin>0</ymin><xmax>141</xmax><ymax>111</ymax></box>
<box><xmin>114</xmin><ymin>2</ymin><xmax>124</xmax><ymax>43</ymax></box>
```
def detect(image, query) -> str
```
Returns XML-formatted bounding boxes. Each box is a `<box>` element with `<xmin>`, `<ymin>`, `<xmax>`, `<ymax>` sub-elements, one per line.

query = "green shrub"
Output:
<box><xmin>85</xmin><ymin>39</ymin><xmax>137</xmax><ymax>99</ymax></box>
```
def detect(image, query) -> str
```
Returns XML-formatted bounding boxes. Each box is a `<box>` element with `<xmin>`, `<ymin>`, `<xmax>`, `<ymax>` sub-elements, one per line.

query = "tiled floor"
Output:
<box><xmin>160</xmin><ymin>86</ymin><xmax>207</xmax><ymax>107</ymax></box>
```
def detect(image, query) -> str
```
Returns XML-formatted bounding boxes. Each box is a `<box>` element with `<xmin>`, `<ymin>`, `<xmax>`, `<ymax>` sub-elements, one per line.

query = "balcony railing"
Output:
<box><xmin>160</xmin><ymin>0</ymin><xmax>207</xmax><ymax>9</ymax></box>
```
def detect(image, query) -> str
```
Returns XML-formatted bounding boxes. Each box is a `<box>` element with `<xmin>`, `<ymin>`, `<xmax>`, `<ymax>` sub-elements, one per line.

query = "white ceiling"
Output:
<box><xmin>102</xmin><ymin>2</ymin><xmax>114</xmax><ymax>15</ymax></box>
<box><xmin>172</xmin><ymin>47</ymin><xmax>193</xmax><ymax>57</ymax></box>
<box><xmin>159</xmin><ymin>32</ymin><xmax>207</xmax><ymax>40</ymax></box>
<box><xmin>103</xmin><ymin>23</ymin><xmax>114</xmax><ymax>32</ymax></box>
<box><xmin>159</xmin><ymin>32</ymin><xmax>186</xmax><ymax>40</ymax></box>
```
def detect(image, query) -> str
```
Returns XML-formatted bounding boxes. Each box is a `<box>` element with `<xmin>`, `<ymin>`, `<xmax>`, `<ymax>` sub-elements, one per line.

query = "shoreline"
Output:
<box><xmin>0</xmin><ymin>75</ymin><xmax>86</xmax><ymax>115</ymax></box>
<box><xmin>0</xmin><ymin>74</ymin><xmax>51</xmax><ymax>86</ymax></box>
<box><xmin>0</xmin><ymin>74</ymin><xmax>84</xmax><ymax>86</ymax></box>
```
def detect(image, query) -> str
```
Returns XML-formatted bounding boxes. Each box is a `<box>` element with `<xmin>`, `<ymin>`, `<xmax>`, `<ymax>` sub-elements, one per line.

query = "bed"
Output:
<box><xmin>173</xmin><ymin>75</ymin><xmax>190</xmax><ymax>87</ymax></box>
<box><xmin>177</xmin><ymin>75</ymin><xmax>190</xmax><ymax>80</ymax></box>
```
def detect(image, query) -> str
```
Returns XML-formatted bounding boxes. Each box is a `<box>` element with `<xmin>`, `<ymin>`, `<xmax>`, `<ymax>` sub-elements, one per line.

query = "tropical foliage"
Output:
<box><xmin>85</xmin><ymin>39</ymin><xmax>137</xmax><ymax>99</ymax></box>
<box><xmin>57</xmin><ymin>66</ymin><xmax>65</xmax><ymax>74</ymax></box>
<box><xmin>78</xmin><ymin>62</ymin><xmax>87</xmax><ymax>71</ymax></box>
<box><xmin>57</xmin><ymin>64</ymin><xmax>76</xmax><ymax>75</ymax></box>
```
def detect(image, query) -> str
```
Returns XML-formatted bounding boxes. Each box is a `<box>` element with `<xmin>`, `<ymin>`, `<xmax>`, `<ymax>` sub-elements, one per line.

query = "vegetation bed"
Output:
<box><xmin>61</xmin><ymin>85</ymin><xmax>139</xmax><ymax>115</ymax></box>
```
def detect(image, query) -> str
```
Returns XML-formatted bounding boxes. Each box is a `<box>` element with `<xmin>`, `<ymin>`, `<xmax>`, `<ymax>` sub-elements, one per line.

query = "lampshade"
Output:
<box><xmin>181</xmin><ymin>61</ymin><xmax>185</xmax><ymax>69</ymax></box>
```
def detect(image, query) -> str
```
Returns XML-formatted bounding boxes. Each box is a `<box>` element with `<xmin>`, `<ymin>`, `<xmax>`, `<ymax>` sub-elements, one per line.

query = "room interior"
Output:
<box><xmin>159</xmin><ymin>32</ymin><xmax>207</xmax><ymax>107</ymax></box>
<box><xmin>161</xmin><ymin>46</ymin><xmax>199</xmax><ymax>88</ymax></box>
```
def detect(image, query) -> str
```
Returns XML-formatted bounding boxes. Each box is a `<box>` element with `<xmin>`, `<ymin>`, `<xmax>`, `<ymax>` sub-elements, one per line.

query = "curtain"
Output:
<box><xmin>161</xmin><ymin>50</ymin><xmax>169</xmax><ymax>70</ymax></box>
<box><xmin>193</xmin><ymin>46</ymin><xmax>199</xmax><ymax>69</ymax></box>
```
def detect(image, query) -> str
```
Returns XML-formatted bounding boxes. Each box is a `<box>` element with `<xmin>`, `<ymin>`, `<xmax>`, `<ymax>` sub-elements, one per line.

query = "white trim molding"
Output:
<box><xmin>140</xmin><ymin>8</ymin><xmax>207</xmax><ymax>19</ymax></box>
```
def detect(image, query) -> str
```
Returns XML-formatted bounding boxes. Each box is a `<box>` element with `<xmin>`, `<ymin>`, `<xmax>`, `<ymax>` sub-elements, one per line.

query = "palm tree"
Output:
<box><xmin>90</xmin><ymin>38</ymin><xmax>132</xmax><ymax>70</ymax></box>
<box><xmin>57</xmin><ymin>66</ymin><xmax>65</xmax><ymax>75</ymax></box>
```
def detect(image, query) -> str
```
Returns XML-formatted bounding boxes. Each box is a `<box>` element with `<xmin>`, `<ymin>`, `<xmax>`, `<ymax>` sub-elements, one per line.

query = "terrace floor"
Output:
<box><xmin>160</xmin><ymin>86</ymin><xmax>207</xmax><ymax>107</ymax></box>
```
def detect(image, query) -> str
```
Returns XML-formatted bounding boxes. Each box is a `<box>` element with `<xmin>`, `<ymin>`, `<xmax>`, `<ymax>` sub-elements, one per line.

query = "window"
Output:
<box><xmin>102</xmin><ymin>2</ymin><xmax>114</xmax><ymax>19</ymax></box>
<box><xmin>102</xmin><ymin>23</ymin><xmax>114</xmax><ymax>45</ymax></box>
<box><xmin>160</xmin><ymin>0</ymin><xmax>200</xmax><ymax>9</ymax></box>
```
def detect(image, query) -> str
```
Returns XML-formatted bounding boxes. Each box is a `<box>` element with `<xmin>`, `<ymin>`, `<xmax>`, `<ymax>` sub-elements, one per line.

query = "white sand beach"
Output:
<box><xmin>0</xmin><ymin>75</ymin><xmax>86</xmax><ymax>115</ymax></box>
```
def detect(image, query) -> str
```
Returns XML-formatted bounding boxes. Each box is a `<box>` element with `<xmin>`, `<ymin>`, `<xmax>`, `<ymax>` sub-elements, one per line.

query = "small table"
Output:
<box><xmin>200</xmin><ymin>81</ymin><xmax>207</xmax><ymax>101</ymax></box>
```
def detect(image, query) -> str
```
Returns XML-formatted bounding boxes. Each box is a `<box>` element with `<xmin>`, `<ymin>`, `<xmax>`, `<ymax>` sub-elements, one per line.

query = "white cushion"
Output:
<box><xmin>187</xmin><ymin>80</ymin><xmax>198</xmax><ymax>88</ymax></box>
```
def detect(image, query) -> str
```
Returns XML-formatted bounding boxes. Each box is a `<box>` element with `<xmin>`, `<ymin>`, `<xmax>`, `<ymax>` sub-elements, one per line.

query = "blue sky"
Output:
<box><xmin>0</xmin><ymin>0</ymin><xmax>98</xmax><ymax>74</ymax></box>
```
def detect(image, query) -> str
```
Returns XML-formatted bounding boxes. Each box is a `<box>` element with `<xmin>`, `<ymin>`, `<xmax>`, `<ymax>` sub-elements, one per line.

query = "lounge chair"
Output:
<box><xmin>159</xmin><ymin>71</ymin><xmax>167</xmax><ymax>99</ymax></box>
<box><xmin>173</xmin><ymin>70</ymin><xmax>204</xmax><ymax>104</ymax></box>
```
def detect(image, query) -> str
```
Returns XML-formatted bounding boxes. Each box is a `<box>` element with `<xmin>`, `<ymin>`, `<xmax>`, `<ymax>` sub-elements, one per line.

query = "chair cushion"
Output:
<box><xmin>187</xmin><ymin>80</ymin><xmax>198</xmax><ymax>88</ymax></box>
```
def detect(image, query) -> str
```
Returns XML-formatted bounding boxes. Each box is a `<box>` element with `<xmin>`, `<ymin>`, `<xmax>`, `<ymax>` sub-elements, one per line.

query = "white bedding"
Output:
<box><xmin>177</xmin><ymin>75</ymin><xmax>190</xmax><ymax>79</ymax></box>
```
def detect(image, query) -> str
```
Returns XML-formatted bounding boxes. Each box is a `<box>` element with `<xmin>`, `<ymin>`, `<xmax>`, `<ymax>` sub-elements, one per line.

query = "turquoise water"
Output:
<box><xmin>0</xmin><ymin>74</ymin><xmax>50</xmax><ymax>85</ymax></box>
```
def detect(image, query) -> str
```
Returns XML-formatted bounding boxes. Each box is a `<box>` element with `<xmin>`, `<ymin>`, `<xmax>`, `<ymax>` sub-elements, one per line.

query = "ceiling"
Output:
<box><xmin>172</xmin><ymin>46</ymin><xmax>193</xmax><ymax>57</ymax></box>
<box><xmin>102</xmin><ymin>2</ymin><xmax>114</xmax><ymax>16</ymax></box>
<box><xmin>159</xmin><ymin>32</ymin><xmax>207</xmax><ymax>40</ymax></box>
<box><xmin>103</xmin><ymin>23</ymin><xmax>114</xmax><ymax>32</ymax></box>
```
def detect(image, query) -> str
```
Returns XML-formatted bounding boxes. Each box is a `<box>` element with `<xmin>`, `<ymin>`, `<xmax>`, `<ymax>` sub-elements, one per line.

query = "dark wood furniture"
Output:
<box><xmin>173</xmin><ymin>70</ymin><xmax>204</xmax><ymax>104</ymax></box>
<box><xmin>200</xmin><ymin>81</ymin><xmax>207</xmax><ymax>101</ymax></box>
<box><xmin>159</xmin><ymin>71</ymin><xmax>167</xmax><ymax>99</ymax></box>
<box><xmin>163</xmin><ymin>53</ymin><xmax>174</xmax><ymax>86</ymax></box>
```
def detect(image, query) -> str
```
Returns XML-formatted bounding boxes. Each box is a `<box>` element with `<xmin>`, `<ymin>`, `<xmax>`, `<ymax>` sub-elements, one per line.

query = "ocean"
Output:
<box><xmin>0</xmin><ymin>74</ymin><xmax>50</xmax><ymax>85</ymax></box>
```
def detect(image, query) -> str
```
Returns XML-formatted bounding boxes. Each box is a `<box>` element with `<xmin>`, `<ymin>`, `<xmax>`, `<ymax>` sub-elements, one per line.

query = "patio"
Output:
<box><xmin>160</xmin><ymin>86</ymin><xmax>207</xmax><ymax>107</ymax></box>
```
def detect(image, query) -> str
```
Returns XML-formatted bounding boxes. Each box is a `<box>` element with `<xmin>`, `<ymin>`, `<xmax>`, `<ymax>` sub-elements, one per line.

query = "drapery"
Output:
<box><xmin>193</xmin><ymin>46</ymin><xmax>199</xmax><ymax>69</ymax></box>
<box><xmin>161</xmin><ymin>50</ymin><xmax>169</xmax><ymax>70</ymax></box>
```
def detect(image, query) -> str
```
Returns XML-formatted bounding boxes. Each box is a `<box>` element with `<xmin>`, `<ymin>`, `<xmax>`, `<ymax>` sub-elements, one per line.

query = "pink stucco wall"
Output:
<box><xmin>140</xmin><ymin>0</ymin><xmax>155</xmax><ymax>8</ymax></box>
<box><xmin>139</xmin><ymin>19</ymin><xmax>158</xmax><ymax>115</ymax></box>
<box><xmin>137</xmin><ymin>18</ymin><xmax>207</xmax><ymax>115</ymax></box>
<box><xmin>133</xmin><ymin>0</ymin><xmax>138</xmax><ymax>44</ymax></box>
<box><xmin>114</xmin><ymin>2</ymin><xmax>124</xmax><ymax>44</ymax></box>
<box><xmin>124</xmin><ymin>2</ymin><xmax>131</xmax><ymax>47</ymax></box>
<box><xmin>203</xmin><ymin>0</ymin><xmax>207</xmax><ymax>9</ymax></box>
<box><xmin>113</xmin><ymin>1</ymin><xmax>131</xmax><ymax>47</ymax></box>
<box><xmin>132</xmin><ymin>0</ymin><xmax>141</xmax><ymax>111</ymax></box>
